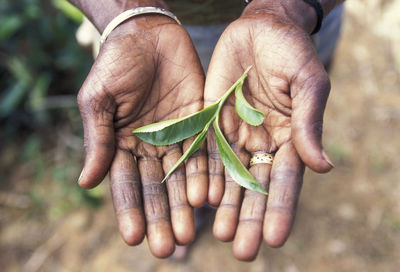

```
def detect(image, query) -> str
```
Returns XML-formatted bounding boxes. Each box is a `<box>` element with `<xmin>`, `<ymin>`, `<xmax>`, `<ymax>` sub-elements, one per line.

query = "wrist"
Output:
<box><xmin>102</xmin><ymin>7</ymin><xmax>181</xmax><ymax>47</ymax></box>
<box><xmin>69</xmin><ymin>0</ymin><xmax>168</xmax><ymax>32</ymax></box>
<box><xmin>242</xmin><ymin>0</ymin><xmax>317</xmax><ymax>33</ymax></box>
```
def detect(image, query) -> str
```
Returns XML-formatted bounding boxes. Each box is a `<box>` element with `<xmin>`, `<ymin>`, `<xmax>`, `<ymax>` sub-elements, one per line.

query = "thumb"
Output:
<box><xmin>77</xmin><ymin>80</ymin><xmax>116</xmax><ymax>189</ymax></box>
<box><xmin>291</xmin><ymin>61</ymin><xmax>333</xmax><ymax>173</ymax></box>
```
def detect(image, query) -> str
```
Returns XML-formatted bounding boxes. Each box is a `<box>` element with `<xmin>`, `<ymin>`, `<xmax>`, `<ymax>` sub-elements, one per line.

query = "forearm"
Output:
<box><xmin>68</xmin><ymin>0</ymin><xmax>168</xmax><ymax>32</ymax></box>
<box><xmin>243</xmin><ymin>0</ymin><xmax>345</xmax><ymax>34</ymax></box>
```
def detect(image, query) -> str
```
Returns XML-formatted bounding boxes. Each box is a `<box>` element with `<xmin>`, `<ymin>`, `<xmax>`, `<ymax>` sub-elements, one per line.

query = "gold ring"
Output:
<box><xmin>249</xmin><ymin>152</ymin><xmax>274</xmax><ymax>167</ymax></box>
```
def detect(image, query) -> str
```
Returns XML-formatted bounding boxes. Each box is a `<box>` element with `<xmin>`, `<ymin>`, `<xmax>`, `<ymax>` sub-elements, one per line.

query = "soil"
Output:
<box><xmin>1</xmin><ymin>1</ymin><xmax>400</xmax><ymax>271</ymax></box>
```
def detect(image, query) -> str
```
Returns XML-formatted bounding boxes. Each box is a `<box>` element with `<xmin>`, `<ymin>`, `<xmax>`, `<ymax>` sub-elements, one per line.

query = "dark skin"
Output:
<box><xmin>72</xmin><ymin>0</ymin><xmax>208</xmax><ymax>258</ymax></box>
<box><xmin>70</xmin><ymin>0</ymin><xmax>344</xmax><ymax>261</ymax></box>
<box><xmin>205</xmin><ymin>0</ymin><xmax>343</xmax><ymax>261</ymax></box>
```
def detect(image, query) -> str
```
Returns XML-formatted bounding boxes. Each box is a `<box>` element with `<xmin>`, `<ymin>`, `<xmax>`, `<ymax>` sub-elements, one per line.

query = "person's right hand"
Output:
<box><xmin>76</xmin><ymin>14</ymin><xmax>207</xmax><ymax>258</ymax></box>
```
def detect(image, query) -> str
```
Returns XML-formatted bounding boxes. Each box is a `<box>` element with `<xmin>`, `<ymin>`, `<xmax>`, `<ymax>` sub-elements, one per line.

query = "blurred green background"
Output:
<box><xmin>0</xmin><ymin>0</ymin><xmax>103</xmax><ymax>221</ymax></box>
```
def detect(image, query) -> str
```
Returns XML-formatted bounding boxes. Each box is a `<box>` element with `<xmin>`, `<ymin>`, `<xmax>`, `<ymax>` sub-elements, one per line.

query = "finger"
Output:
<box><xmin>207</xmin><ymin>128</ymin><xmax>225</xmax><ymax>206</ymax></box>
<box><xmin>77</xmin><ymin>82</ymin><xmax>116</xmax><ymax>189</ymax></box>
<box><xmin>204</xmin><ymin>37</ymin><xmax>242</xmax><ymax>207</ymax></box>
<box><xmin>263</xmin><ymin>142</ymin><xmax>304</xmax><ymax>247</ymax></box>
<box><xmin>138</xmin><ymin>157</ymin><xmax>175</xmax><ymax>258</ymax></box>
<box><xmin>213</xmin><ymin>148</ymin><xmax>249</xmax><ymax>242</ymax></box>
<box><xmin>291</xmin><ymin>61</ymin><xmax>333</xmax><ymax>173</ymax></box>
<box><xmin>233</xmin><ymin>163</ymin><xmax>270</xmax><ymax>261</ymax></box>
<box><xmin>162</xmin><ymin>145</ymin><xmax>195</xmax><ymax>245</ymax></box>
<box><xmin>110</xmin><ymin>149</ymin><xmax>145</xmax><ymax>245</ymax></box>
<box><xmin>184</xmin><ymin>137</ymin><xmax>208</xmax><ymax>208</ymax></box>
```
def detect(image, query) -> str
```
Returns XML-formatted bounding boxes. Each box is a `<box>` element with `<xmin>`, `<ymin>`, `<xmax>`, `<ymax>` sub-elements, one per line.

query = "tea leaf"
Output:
<box><xmin>213</xmin><ymin>119</ymin><xmax>267</xmax><ymax>194</ymax></box>
<box><xmin>162</xmin><ymin>68</ymin><xmax>254</xmax><ymax>182</ymax></box>
<box><xmin>52</xmin><ymin>0</ymin><xmax>84</xmax><ymax>23</ymax></box>
<box><xmin>161</xmin><ymin>120</ymin><xmax>211</xmax><ymax>182</ymax></box>
<box><xmin>133</xmin><ymin>103</ymin><xmax>218</xmax><ymax>146</ymax></box>
<box><xmin>210</xmin><ymin>66</ymin><xmax>267</xmax><ymax>194</ymax></box>
<box><xmin>133</xmin><ymin>66</ymin><xmax>268</xmax><ymax>194</ymax></box>
<box><xmin>235</xmin><ymin>79</ymin><xmax>265</xmax><ymax>126</ymax></box>
<box><xmin>215</xmin><ymin>66</ymin><xmax>253</xmax><ymax>109</ymax></box>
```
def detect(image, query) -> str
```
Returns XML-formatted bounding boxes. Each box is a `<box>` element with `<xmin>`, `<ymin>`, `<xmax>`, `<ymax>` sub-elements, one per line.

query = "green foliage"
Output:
<box><xmin>161</xmin><ymin>118</ymin><xmax>211</xmax><ymax>183</ymax></box>
<box><xmin>0</xmin><ymin>0</ymin><xmax>91</xmax><ymax>135</ymax></box>
<box><xmin>133</xmin><ymin>68</ymin><xmax>268</xmax><ymax>194</ymax></box>
<box><xmin>0</xmin><ymin>0</ymin><xmax>96</xmax><ymax>214</ymax></box>
<box><xmin>52</xmin><ymin>0</ymin><xmax>83</xmax><ymax>23</ymax></box>
<box><xmin>235</xmin><ymin>77</ymin><xmax>265</xmax><ymax>126</ymax></box>
<box><xmin>133</xmin><ymin>103</ymin><xmax>219</xmax><ymax>146</ymax></box>
<box><xmin>213</xmin><ymin>119</ymin><xmax>267</xmax><ymax>194</ymax></box>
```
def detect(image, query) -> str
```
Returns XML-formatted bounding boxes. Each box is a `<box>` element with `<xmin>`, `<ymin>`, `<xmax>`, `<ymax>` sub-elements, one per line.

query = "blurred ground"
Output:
<box><xmin>1</xmin><ymin>1</ymin><xmax>400</xmax><ymax>271</ymax></box>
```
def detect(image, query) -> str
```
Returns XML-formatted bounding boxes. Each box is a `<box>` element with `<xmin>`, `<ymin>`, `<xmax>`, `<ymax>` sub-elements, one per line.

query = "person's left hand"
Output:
<box><xmin>204</xmin><ymin>2</ymin><xmax>333</xmax><ymax>261</ymax></box>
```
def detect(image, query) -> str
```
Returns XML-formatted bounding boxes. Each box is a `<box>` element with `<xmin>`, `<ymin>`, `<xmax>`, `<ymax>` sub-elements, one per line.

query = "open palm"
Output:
<box><xmin>205</xmin><ymin>14</ymin><xmax>333</xmax><ymax>261</ymax></box>
<box><xmin>77</xmin><ymin>16</ymin><xmax>207</xmax><ymax>258</ymax></box>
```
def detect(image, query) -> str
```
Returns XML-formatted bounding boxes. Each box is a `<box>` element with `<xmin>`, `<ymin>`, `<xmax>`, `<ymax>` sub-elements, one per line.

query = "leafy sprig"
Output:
<box><xmin>133</xmin><ymin>67</ymin><xmax>268</xmax><ymax>194</ymax></box>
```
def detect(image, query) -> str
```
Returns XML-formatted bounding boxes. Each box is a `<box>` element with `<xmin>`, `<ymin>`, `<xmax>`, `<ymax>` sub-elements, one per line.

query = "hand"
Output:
<box><xmin>204</xmin><ymin>2</ymin><xmax>333</xmax><ymax>261</ymax></box>
<box><xmin>77</xmin><ymin>15</ymin><xmax>207</xmax><ymax>258</ymax></box>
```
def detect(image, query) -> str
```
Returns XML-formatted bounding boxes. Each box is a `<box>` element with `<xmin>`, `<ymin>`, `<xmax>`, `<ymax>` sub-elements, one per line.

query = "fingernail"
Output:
<box><xmin>78</xmin><ymin>169</ymin><xmax>85</xmax><ymax>184</ymax></box>
<box><xmin>322</xmin><ymin>150</ymin><xmax>335</xmax><ymax>168</ymax></box>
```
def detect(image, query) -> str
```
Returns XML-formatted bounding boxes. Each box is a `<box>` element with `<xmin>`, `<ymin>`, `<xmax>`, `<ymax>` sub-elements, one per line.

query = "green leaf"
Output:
<box><xmin>29</xmin><ymin>73</ymin><xmax>51</xmax><ymax>111</ymax></box>
<box><xmin>213</xmin><ymin>119</ymin><xmax>267</xmax><ymax>195</ymax></box>
<box><xmin>0</xmin><ymin>82</ymin><xmax>28</xmax><ymax>118</ymax></box>
<box><xmin>52</xmin><ymin>0</ymin><xmax>84</xmax><ymax>23</ymax></box>
<box><xmin>133</xmin><ymin>66</ymin><xmax>267</xmax><ymax>194</ymax></box>
<box><xmin>133</xmin><ymin>103</ymin><xmax>218</xmax><ymax>146</ymax></box>
<box><xmin>215</xmin><ymin>66</ymin><xmax>253</xmax><ymax>110</ymax></box>
<box><xmin>235</xmin><ymin>79</ymin><xmax>265</xmax><ymax>126</ymax></box>
<box><xmin>212</xmin><ymin>66</ymin><xmax>267</xmax><ymax>194</ymax></box>
<box><xmin>8</xmin><ymin>58</ymin><xmax>32</xmax><ymax>85</ymax></box>
<box><xmin>0</xmin><ymin>15</ymin><xmax>23</xmax><ymax>42</ymax></box>
<box><xmin>161</xmin><ymin>120</ymin><xmax>211</xmax><ymax>182</ymax></box>
<box><xmin>160</xmin><ymin>67</ymin><xmax>252</xmax><ymax>182</ymax></box>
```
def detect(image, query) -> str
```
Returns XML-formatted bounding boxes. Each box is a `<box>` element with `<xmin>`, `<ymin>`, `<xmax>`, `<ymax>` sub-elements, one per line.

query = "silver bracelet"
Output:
<box><xmin>99</xmin><ymin>7</ymin><xmax>181</xmax><ymax>49</ymax></box>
